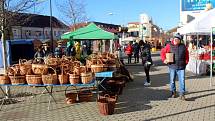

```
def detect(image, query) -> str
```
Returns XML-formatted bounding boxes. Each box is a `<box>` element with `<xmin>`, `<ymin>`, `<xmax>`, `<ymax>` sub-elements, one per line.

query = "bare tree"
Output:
<box><xmin>0</xmin><ymin>0</ymin><xmax>44</xmax><ymax>39</ymax></box>
<box><xmin>57</xmin><ymin>0</ymin><xmax>88</xmax><ymax>31</ymax></box>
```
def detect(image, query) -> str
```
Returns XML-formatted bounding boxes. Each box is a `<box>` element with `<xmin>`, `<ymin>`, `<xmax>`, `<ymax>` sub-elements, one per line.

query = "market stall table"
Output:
<box><xmin>186</xmin><ymin>58</ymin><xmax>208</xmax><ymax>75</ymax></box>
<box><xmin>95</xmin><ymin>71</ymin><xmax>115</xmax><ymax>93</ymax></box>
<box><xmin>0</xmin><ymin>81</ymin><xmax>96</xmax><ymax>111</ymax></box>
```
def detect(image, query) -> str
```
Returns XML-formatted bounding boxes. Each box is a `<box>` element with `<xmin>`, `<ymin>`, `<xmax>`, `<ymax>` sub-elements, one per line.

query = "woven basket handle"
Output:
<box><xmin>43</xmin><ymin>67</ymin><xmax>56</xmax><ymax>75</ymax></box>
<box><xmin>34</xmin><ymin>57</ymin><xmax>44</xmax><ymax>64</ymax></box>
<box><xmin>26</xmin><ymin>68</ymin><xmax>32</xmax><ymax>75</ymax></box>
<box><xmin>19</xmin><ymin>59</ymin><xmax>28</xmax><ymax>65</ymax></box>
<box><xmin>97</xmin><ymin>59</ymin><xmax>103</xmax><ymax>64</ymax></box>
<box><xmin>65</xmin><ymin>86</ymin><xmax>78</xmax><ymax>96</ymax></box>
<box><xmin>82</xmin><ymin>66</ymin><xmax>87</xmax><ymax>73</ymax></box>
<box><xmin>104</xmin><ymin>94</ymin><xmax>110</xmax><ymax>98</ymax></box>
<box><xmin>79</xmin><ymin>87</ymin><xmax>92</xmax><ymax>95</ymax></box>
<box><xmin>7</xmin><ymin>67</ymin><xmax>14</xmax><ymax>75</ymax></box>
<box><xmin>61</xmin><ymin>64</ymin><xmax>68</xmax><ymax>75</ymax></box>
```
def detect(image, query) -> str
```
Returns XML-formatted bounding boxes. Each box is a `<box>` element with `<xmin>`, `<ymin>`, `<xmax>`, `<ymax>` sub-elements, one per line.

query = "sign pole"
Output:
<box><xmin>210</xmin><ymin>27</ymin><xmax>215</xmax><ymax>87</ymax></box>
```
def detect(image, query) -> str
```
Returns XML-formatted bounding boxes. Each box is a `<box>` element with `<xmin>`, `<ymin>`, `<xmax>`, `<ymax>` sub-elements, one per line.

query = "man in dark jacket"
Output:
<box><xmin>133</xmin><ymin>41</ymin><xmax>140</xmax><ymax>63</ymax></box>
<box><xmin>161</xmin><ymin>33</ymin><xmax>189</xmax><ymax>100</ymax></box>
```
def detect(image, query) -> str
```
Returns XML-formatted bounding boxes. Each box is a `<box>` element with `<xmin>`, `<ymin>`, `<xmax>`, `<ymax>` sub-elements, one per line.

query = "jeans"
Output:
<box><xmin>169</xmin><ymin>68</ymin><xmax>185</xmax><ymax>95</ymax></box>
<box><xmin>144</xmin><ymin>64</ymin><xmax>151</xmax><ymax>83</ymax></box>
<box><xmin>127</xmin><ymin>54</ymin><xmax>132</xmax><ymax>64</ymax></box>
<box><xmin>134</xmin><ymin>53</ymin><xmax>139</xmax><ymax>63</ymax></box>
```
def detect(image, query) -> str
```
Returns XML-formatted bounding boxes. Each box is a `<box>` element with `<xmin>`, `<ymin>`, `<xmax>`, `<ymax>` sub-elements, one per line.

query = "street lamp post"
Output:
<box><xmin>1</xmin><ymin>0</ymin><xmax>10</xmax><ymax>97</ymax></box>
<box><xmin>49</xmin><ymin>0</ymin><xmax>54</xmax><ymax>55</ymax></box>
<box><xmin>141</xmin><ymin>25</ymin><xmax>146</xmax><ymax>41</ymax></box>
<box><xmin>141</xmin><ymin>24</ymin><xmax>143</xmax><ymax>40</ymax></box>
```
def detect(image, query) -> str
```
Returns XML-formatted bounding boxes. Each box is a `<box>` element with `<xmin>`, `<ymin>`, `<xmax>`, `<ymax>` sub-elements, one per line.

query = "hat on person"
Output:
<box><xmin>174</xmin><ymin>33</ymin><xmax>182</xmax><ymax>40</ymax></box>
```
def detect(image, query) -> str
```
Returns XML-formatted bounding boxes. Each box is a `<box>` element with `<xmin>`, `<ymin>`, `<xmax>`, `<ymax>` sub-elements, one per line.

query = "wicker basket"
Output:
<box><xmin>19</xmin><ymin>59</ymin><xmax>32</xmax><ymax>75</ymax></box>
<box><xmin>26</xmin><ymin>70</ymin><xmax>42</xmax><ymax>85</ymax></box>
<box><xmin>19</xmin><ymin>64</ymin><xmax>32</xmax><ymax>75</ymax></box>
<box><xmin>97</xmin><ymin>94</ymin><xmax>116</xmax><ymax>115</ymax></box>
<box><xmin>32</xmin><ymin>64</ymin><xmax>48</xmax><ymax>75</ymax></box>
<box><xmin>58</xmin><ymin>74</ymin><xmax>69</xmax><ymax>84</ymax></box>
<box><xmin>78</xmin><ymin>88</ymin><xmax>93</xmax><ymax>102</ymax></box>
<box><xmin>42</xmin><ymin>67</ymin><xmax>58</xmax><ymax>85</ymax></box>
<box><xmin>7</xmin><ymin>67</ymin><xmax>14</xmax><ymax>76</ymax></box>
<box><xmin>81</xmin><ymin>72</ymin><xmax>93</xmax><ymax>84</ymax></box>
<box><xmin>58</xmin><ymin>65</ymin><xmax>69</xmax><ymax>84</ymax></box>
<box><xmin>73</xmin><ymin>66</ymin><xmax>80</xmax><ymax>75</ymax></box>
<box><xmin>69</xmin><ymin>74</ymin><xmax>80</xmax><ymax>84</ymax></box>
<box><xmin>91</xmin><ymin>65</ymin><xmax>106</xmax><ymax>73</ymax></box>
<box><xmin>0</xmin><ymin>74</ymin><xmax>11</xmax><ymax>84</ymax></box>
<box><xmin>65</xmin><ymin>87</ymin><xmax>78</xmax><ymax>104</ymax></box>
<box><xmin>45</xmin><ymin>57</ymin><xmax>59</xmax><ymax>68</ymax></box>
<box><xmin>80</xmin><ymin>66</ymin><xmax>87</xmax><ymax>73</ymax></box>
<box><xmin>9</xmin><ymin>75</ymin><xmax>26</xmax><ymax>85</ymax></box>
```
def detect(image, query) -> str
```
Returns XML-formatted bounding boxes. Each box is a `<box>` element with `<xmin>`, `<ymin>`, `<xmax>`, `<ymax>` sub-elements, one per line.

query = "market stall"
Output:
<box><xmin>61</xmin><ymin>23</ymin><xmax>118</xmax><ymax>53</ymax></box>
<box><xmin>177</xmin><ymin>8</ymin><xmax>215</xmax><ymax>86</ymax></box>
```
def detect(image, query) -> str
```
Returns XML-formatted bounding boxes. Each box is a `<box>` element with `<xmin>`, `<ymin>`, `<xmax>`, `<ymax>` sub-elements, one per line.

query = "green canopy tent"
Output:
<box><xmin>61</xmin><ymin>23</ymin><xmax>118</xmax><ymax>53</ymax></box>
<box><xmin>61</xmin><ymin>23</ymin><xmax>118</xmax><ymax>40</ymax></box>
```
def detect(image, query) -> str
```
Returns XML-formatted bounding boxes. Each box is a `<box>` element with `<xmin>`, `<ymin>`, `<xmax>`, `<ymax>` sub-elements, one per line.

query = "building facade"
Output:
<box><xmin>10</xmin><ymin>13</ymin><xmax>69</xmax><ymax>41</ymax></box>
<box><xmin>126</xmin><ymin>21</ymin><xmax>163</xmax><ymax>48</ymax></box>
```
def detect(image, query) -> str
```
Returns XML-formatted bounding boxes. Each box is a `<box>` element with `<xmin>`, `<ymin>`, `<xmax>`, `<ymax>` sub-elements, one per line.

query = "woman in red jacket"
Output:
<box><xmin>125</xmin><ymin>42</ymin><xmax>133</xmax><ymax>64</ymax></box>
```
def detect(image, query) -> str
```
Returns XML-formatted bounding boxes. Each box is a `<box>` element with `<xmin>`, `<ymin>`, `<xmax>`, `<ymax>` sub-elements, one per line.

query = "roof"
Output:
<box><xmin>61</xmin><ymin>23</ymin><xmax>117</xmax><ymax>40</ymax></box>
<box><xmin>69</xmin><ymin>21</ymin><xmax>120</xmax><ymax>33</ymax></box>
<box><xmin>167</xmin><ymin>26</ymin><xmax>179</xmax><ymax>33</ymax></box>
<box><xmin>128</xmin><ymin>22</ymin><xmax>140</xmax><ymax>25</ymax></box>
<box><xmin>9</xmin><ymin>12</ymin><xmax>69</xmax><ymax>28</ymax></box>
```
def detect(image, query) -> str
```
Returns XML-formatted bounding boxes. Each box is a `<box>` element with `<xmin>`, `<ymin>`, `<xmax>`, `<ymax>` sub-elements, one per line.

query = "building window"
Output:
<box><xmin>13</xmin><ymin>30</ymin><xmax>17</xmax><ymax>36</ymax></box>
<box><xmin>58</xmin><ymin>31</ymin><xmax>61</xmax><ymax>35</ymax></box>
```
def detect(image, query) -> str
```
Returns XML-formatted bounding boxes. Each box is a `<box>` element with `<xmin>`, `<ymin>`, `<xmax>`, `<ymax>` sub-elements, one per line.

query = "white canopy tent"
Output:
<box><xmin>177</xmin><ymin>8</ymin><xmax>215</xmax><ymax>86</ymax></box>
<box><xmin>177</xmin><ymin>8</ymin><xmax>215</xmax><ymax>34</ymax></box>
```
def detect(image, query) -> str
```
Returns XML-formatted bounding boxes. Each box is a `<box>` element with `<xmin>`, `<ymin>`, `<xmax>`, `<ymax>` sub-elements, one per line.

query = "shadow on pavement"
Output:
<box><xmin>185</xmin><ymin>74</ymin><xmax>210</xmax><ymax>80</ymax></box>
<box><xmin>115</xmin><ymin>73</ymin><xmax>171</xmax><ymax>114</ymax></box>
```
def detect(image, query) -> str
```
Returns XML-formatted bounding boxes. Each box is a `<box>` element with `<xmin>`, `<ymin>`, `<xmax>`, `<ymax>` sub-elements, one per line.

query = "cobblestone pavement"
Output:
<box><xmin>1</xmin><ymin>52</ymin><xmax>215</xmax><ymax>121</ymax></box>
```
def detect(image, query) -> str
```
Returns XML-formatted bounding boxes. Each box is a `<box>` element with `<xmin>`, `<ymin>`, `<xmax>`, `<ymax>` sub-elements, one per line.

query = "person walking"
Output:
<box><xmin>139</xmin><ymin>40</ymin><xmax>153</xmax><ymax>86</ymax></box>
<box><xmin>133</xmin><ymin>41</ymin><xmax>140</xmax><ymax>63</ymax></box>
<box><xmin>125</xmin><ymin>41</ymin><xmax>133</xmax><ymax>64</ymax></box>
<box><xmin>160</xmin><ymin>34</ymin><xmax>189</xmax><ymax>100</ymax></box>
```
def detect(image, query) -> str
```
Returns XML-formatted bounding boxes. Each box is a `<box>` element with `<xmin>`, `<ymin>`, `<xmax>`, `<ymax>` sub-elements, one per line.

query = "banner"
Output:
<box><xmin>181</xmin><ymin>0</ymin><xmax>215</xmax><ymax>11</ymax></box>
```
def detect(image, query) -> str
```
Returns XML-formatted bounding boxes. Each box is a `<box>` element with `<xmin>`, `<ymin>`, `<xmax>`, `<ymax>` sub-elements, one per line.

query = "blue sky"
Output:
<box><xmin>34</xmin><ymin>0</ymin><xmax>180</xmax><ymax>30</ymax></box>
